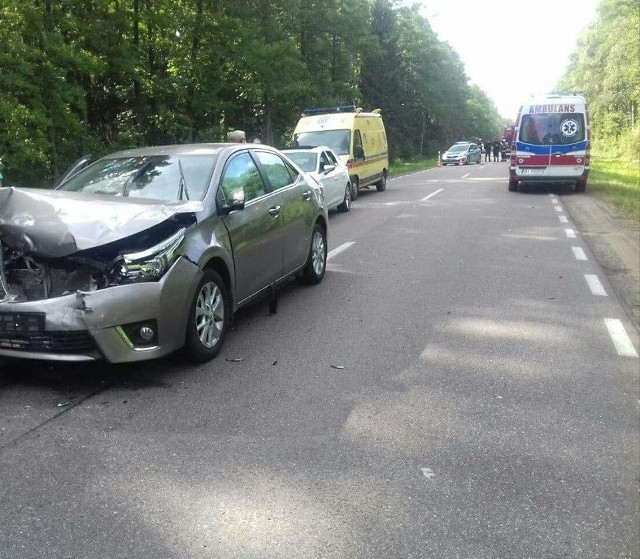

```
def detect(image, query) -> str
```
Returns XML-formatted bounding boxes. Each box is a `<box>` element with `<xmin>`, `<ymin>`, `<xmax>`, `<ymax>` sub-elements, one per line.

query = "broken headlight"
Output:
<box><xmin>116</xmin><ymin>228</ymin><xmax>185</xmax><ymax>282</ymax></box>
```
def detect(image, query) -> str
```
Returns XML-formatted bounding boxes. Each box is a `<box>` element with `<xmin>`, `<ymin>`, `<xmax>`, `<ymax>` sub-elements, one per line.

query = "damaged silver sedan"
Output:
<box><xmin>0</xmin><ymin>144</ymin><xmax>328</xmax><ymax>363</ymax></box>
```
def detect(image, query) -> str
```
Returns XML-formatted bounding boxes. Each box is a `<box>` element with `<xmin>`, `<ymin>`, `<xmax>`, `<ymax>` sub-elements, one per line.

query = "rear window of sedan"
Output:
<box><xmin>447</xmin><ymin>144</ymin><xmax>471</xmax><ymax>153</ymax></box>
<box><xmin>283</xmin><ymin>151</ymin><xmax>317</xmax><ymax>173</ymax></box>
<box><xmin>58</xmin><ymin>154</ymin><xmax>218</xmax><ymax>201</ymax></box>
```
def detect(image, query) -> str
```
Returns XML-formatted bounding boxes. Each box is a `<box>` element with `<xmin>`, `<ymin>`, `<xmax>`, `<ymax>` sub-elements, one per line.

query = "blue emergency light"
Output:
<box><xmin>301</xmin><ymin>105</ymin><xmax>356</xmax><ymax>116</ymax></box>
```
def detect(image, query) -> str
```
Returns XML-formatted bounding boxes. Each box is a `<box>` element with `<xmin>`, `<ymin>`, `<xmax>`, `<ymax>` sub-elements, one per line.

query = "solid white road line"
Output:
<box><xmin>565</xmin><ymin>228</ymin><xmax>577</xmax><ymax>238</ymax></box>
<box><xmin>559</xmin><ymin>216</ymin><xmax>569</xmax><ymax>223</ymax></box>
<box><xmin>585</xmin><ymin>274</ymin><xmax>607</xmax><ymax>296</ymax></box>
<box><xmin>604</xmin><ymin>319</ymin><xmax>639</xmax><ymax>357</ymax></box>
<box><xmin>420</xmin><ymin>188</ymin><xmax>444</xmax><ymax>202</ymax></box>
<box><xmin>462</xmin><ymin>173</ymin><xmax>470</xmax><ymax>179</ymax></box>
<box><xmin>572</xmin><ymin>247</ymin><xmax>588</xmax><ymax>261</ymax></box>
<box><xmin>327</xmin><ymin>242</ymin><xmax>355</xmax><ymax>260</ymax></box>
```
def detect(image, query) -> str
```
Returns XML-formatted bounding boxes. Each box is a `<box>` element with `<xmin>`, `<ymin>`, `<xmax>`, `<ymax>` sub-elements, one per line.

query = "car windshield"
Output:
<box><xmin>447</xmin><ymin>144</ymin><xmax>469</xmax><ymax>153</ymax></box>
<box><xmin>284</xmin><ymin>151</ymin><xmax>318</xmax><ymax>173</ymax></box>
<box><xmin>57</xmin><ymin>154</ymin><xmax>218</xmax><ymax>201</ymax></box>
<box><xmin>293</xmin><ymin>130</ymin><xmax>350</xmax><ymax>155</ymax></box>
<box><xmin>518</xmin><ymin>113</ymin><xmax>586</xmax><ymax>146</ymax></box>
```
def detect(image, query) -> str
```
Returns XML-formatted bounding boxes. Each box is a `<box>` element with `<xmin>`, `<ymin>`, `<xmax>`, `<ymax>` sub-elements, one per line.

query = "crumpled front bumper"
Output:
<box><xmin>0</xmin><ymin>257</ymin><xmax>202</xmax><ymax>363</ymax></box>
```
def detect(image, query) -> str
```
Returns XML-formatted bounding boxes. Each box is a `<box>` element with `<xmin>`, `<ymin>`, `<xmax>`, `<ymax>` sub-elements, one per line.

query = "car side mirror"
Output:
<box><xmin>323</xmin><ymin>164</ymin><xmax>335</xmax><ymax>174</ymax></box>
<box><xmin>219</xmin><ymin>188</ymin><xmax>245</xmax><ymax>215</ymax></box>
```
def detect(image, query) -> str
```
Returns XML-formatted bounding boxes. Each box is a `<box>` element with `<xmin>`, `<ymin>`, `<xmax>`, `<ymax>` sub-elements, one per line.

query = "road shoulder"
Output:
<box><xmin>562</xmin><ymin>193</ymin><xmax>639</xmax><ymax>330</ymax></box>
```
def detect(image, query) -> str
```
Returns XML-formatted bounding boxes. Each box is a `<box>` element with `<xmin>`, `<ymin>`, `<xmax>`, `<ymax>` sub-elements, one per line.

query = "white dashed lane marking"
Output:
<box><xmin>572</xmin><ymin>247</ymin><xmax>588</xmax><ymax>261</ymax></box>
<box><xmin>585</xmin><ymin>274</ymin><xmax>607</xmax><ymax>296</ymax></box>
<box><xmin>565</xmin><ymin>228</ymin><xmax>577</xmax><ymax>238</ymax></box>
<box><xmin>420</xmin><ymin>188</ymin><xmax>444</xmax><ymax>202</ymax></box>
<box><xmin>559</xmin><ymin>215</ymin><xmax>569</xmax><ymax>223</ymax></box>
<box><xmin>554</xmin><ymin>206</ymin><xmax>563</xmax><ymax>212</ymax></box>
<box><xmin>327</xmin><ymin>242</ymin><xmax>355</xmax><ymax>260</ymax></box>
<box><xmin>604</xmin><ymin>319</ymin><xmax>639</xmax><ymax>357</ymax></box>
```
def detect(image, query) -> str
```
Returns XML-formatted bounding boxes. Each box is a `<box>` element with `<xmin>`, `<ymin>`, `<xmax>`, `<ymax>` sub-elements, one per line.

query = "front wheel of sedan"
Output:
<box><xmin>184</xmin><ymin>269</ymin><xmax>230</xmax><ymax>362</ymax></box>
<box><xmin>337</xmin><ymin>182</ymin><xmax>352</xmax><ymax>212</ymax></box>
<box><xmin>302</xmin><ymin>223</ymin><xmax>327</xmax><ymax>285</ymax></box>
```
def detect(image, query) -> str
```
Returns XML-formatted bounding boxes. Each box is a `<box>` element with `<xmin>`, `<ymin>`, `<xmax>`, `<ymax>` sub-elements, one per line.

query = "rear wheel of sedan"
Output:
<box><xmin>184</xmin><ymin>269</ymin><xmax>230</xmax><ymax>362</ymax></box>
<box><xmin>337</xmin><ymin>183</ymin><xmax>352</xmax><ymax>212</ymax></box>
<box><xmin>302</xmin><ymin>223</ymin><xmax>327</xmax><ymax>285</ymax></box>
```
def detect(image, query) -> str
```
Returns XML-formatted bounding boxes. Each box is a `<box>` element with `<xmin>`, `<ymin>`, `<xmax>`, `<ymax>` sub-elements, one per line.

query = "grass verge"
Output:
<box><xmin>389</xmin><ymin>156</ymin><xmax>437</xmax><ymax>177</ymax></box>
<box><xmin>589</xmin><ymin>156</ymin><xmax>640</xmax><ymax>225</ymax></box>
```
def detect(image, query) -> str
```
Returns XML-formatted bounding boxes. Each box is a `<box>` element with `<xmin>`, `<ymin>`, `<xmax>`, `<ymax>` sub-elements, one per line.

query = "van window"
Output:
<box><xmin>519</xmin><ymin>113</ymin><xmax>585</xmax><ymax>146</ymax></box>
<box><xmin>353</xmin><ymin>130</ymin><xmax>364</xmax><ymax>160</ymax></box>
<box><xmin>293</xmin><ymin>130</ymin><xmax>350</xmax><ymax>156</ymax></box>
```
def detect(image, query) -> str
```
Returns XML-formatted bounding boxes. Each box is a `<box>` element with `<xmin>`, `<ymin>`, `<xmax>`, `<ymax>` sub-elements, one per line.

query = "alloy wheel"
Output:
<box><xmin>195</xmin><ymin>281</ymin><xmax>224</xmax><ymax>348</ymax></box>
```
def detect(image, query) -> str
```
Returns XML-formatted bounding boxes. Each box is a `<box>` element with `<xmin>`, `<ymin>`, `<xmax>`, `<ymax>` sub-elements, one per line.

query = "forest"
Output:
<box><xmin>0</xmin><ymin>0</ymin><xmax>503</xmax><ymax>186</ymax></box>
<box><xmin>557</xmin><ymin>0</ymin><xmax>639</xmax><ymax>159</ymax></box>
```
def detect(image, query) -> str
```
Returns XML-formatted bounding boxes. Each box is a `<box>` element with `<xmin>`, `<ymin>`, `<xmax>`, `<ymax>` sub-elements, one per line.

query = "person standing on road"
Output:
<box><xmin>485</xmin><ymin>141</ymin><xmax>492</xmax><ymax>162</ymax></box>
<box><xmin>493</xmin><ymin>138</ymin><xmax>502</xmax><ymax>162</ymax></box>
<box><xmin>228</xmin><ymin>129</ymin><xmax>247</xmax><ymax>143</ymax></box>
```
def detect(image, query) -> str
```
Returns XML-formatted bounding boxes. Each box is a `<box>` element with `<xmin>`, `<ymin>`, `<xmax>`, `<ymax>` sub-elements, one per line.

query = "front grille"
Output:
<box><xmin>0</xmin><ymin>330</ymin><xmax>96</xmax><ymax>353</ymax></box>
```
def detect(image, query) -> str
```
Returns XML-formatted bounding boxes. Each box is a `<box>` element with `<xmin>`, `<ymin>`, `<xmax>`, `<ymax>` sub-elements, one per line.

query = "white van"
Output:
<box><xmin>509</xmin><ymin>94</ymin><xmax>590</xmax><ymax>192</ymax></box>
<box><xmin>292</xmin><ymin>106</ymin><xmax>389</xmax><ymax>199</ymax></box>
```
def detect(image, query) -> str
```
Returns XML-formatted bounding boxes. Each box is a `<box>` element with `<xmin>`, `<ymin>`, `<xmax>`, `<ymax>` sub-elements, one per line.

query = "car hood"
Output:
<box><xmin>0</xmin><ymin>187</ymin><xmax>203</xmax><ymax>258</ymax></box>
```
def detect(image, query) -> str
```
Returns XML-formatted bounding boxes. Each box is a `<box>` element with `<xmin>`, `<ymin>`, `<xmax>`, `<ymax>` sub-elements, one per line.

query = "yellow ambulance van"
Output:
<box><xmin>292</xmin><ymin>106</ymin><xmax>389</xmax><ymax>200</ymax></box>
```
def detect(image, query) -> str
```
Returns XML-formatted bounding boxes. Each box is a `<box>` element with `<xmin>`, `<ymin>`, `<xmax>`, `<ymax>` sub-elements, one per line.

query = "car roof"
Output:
<box><xmin>102</xmin><ymin>143</ymin><xmax>273</xmax><ymax>159</ymax></box>
<box><xmin>282</xmin><ymin>146</ymin><xmax>332</xmax><ymax>155</ymax></box>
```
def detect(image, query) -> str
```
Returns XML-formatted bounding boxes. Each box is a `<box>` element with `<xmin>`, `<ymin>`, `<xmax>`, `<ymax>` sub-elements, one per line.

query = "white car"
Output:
<box><xmin>282</xmin><ymin>147</ymin><xmax>352</xmax><ymax>212</ymax></box>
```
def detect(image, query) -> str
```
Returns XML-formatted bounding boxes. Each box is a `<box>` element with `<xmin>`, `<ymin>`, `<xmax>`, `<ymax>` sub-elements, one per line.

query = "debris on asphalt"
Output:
<box><xmin>272</xmin><ymin>360</ymin><xmax>278</xmax><ymax>366</ymax></box>
<box><xmin>330</xmin><ymin>365</ymin><xmax>345</xmax><ymax>370</ymax></box>
<box><xmin>57</xmin><ymin>402</ymin><xmax>69</xmax><ymax>407</ymax></box>
<box><xmin>225</xmin><ymin>358</ymin><xmax>246</xmax><ymax>363</ymax></box>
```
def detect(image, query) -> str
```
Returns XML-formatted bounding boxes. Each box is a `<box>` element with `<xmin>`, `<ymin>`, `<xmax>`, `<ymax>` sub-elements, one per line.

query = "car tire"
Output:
<box><xmin>350</xmin><ymin>177</ymin><xmax>359</xmax><ymax>200</ymax></box>
<box><xmin>184</xmin><ymin>269</ymin><xmax>230</xmax><ymax>363</ymax></box>
<box><xmin>302</xmin><ymin>223</ymin><xmax>327</xmax><ymax>285</ymax></box>
<box><xmin>574</xmin><ymin>181</ymin><xmax>586</xmax><ymax>193</ymax></box>
<box><xmin>337</xmin><ymin>183</ymin><xmax>352</xmax><ymax>212</ymax></box>
<box><xmin>508</xmin><ymin>178</ymin><xmax>518</xmax><ymax>192</ymax></box>
<box><xmin>465</xmin><ymin>156</ymin><xmax>469</xmax><ymax>165</ymax></box>
<box><xmin>376</xmin><ymin>172</ymin><xmax>387</xmax><ymax>192</ymax></box>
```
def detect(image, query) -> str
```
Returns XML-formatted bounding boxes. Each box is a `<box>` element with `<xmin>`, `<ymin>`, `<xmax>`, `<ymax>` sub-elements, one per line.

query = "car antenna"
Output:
<box><xmin>177</xmin><ymin>158</ymin><xmax>190</xmax><ymax>201</ymax></box>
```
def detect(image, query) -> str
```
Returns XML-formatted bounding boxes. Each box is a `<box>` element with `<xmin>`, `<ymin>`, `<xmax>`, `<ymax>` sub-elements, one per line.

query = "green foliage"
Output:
<box><xmin>558</xmin><ymin>0</ymin><xmax>639</xmax><ymax>143</ymax></box>
<box><xmin>0</xmin><ymin>0</ymin><xmax>502</xmax><ymax>184</ymax></box>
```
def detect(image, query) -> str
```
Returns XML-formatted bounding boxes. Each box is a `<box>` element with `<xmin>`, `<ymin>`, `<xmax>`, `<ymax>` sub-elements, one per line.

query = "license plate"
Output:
<box><xmin>0</xmin><ymin>312</ymin><xmax>46</xmax><ymax>334</ymax></box>
<box><xmin>520</xmin><ymin>168</ymin><xmax>545</xmax><ymax>176</ymax></box>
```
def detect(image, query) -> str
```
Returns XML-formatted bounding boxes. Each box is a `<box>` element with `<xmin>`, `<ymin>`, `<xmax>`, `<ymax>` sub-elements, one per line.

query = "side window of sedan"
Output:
<box><xmin>325</xmin><ymin>151</ymin><xmax>339</xmax><ymax>166</ymax></box>
<box><xmin>320</xmin><ymin>152</ymin><xmax>331</xmax><ymax>171</ymax></box>
<box><xmin>220</xmin><ymin>153</ymin><xmax>265</xmax><ymax>202</ymax></box>
<box><xmin>254</xmin><ymin>151</ymin><xmax>294</xmax><ymax>192</ymax></box>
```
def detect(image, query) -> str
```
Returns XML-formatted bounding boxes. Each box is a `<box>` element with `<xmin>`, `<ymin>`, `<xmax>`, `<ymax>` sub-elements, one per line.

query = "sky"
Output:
<box><xmin>408</xmin><ymin>0</ymin><xmax>601</xmax><ymax>119</ymax></box>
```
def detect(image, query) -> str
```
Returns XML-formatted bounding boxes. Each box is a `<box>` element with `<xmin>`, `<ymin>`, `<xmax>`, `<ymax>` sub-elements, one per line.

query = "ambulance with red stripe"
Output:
<box><xmin>509</xmin><ymin>94</ymin><xmax>590</xmax><ymax>192</ymax></box>
<box><xmin>293</xmin><ymin>106</ymin><xmax>389</xmax><ymax>200</ymax></box>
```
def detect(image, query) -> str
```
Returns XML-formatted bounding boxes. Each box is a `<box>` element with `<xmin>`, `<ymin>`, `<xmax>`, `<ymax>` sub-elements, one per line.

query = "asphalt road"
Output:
<box><xmin>1</xmin><ymin>162</ymin><xmax>638</xmax><ymax>559</ymax></box>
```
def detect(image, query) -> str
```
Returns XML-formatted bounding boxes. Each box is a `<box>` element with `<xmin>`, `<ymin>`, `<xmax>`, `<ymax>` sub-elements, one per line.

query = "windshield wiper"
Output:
<box><xmin>177</xmin><ymin>159</ymin><xmax>190</xmax><ymax>201</ymax></box>
<box><xmin>123</xmin><ymin>160</ymin><xmax>154</xmax><ymax>197</ymax></box>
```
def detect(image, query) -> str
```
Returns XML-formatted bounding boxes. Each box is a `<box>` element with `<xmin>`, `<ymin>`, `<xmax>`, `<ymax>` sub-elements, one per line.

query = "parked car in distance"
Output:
<box><xmin>441</xmin><ymin>142</ymin><xmax>482</xmax><ymax>165</ymax></box>
<box><xmin>0</xmin><ymin>143</ymin><xmax>328</xmax><ymax>364</ymax></box>
<box><xmin>282</xmin><ymin>146</ymin><xmax>352</xmax><ymax>213</ymax></box>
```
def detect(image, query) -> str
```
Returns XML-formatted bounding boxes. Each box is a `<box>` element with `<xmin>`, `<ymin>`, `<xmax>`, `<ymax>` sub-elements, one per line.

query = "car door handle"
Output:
<box><xmin>302</xmin><ymin>191</ymin><xmax>312</xmax><ymax>200</ymax></box>
<box><xmin>552</xmin><ymin>152</ymin><xmax>563</xmax><ymax>157</ymax></box>
<box><xmin>268</xmin><ymin>205</ymin><xmax>280</xmax><ymax>217</ymax></box>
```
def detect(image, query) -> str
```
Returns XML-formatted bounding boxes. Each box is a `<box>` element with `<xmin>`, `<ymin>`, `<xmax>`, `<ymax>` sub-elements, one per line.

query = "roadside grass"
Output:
<box><xmin>589</xmin><ymin>156</ymin><xmax>640</xmax><ymax>224</ymax></box>
<box><xmin>389</xmin><ymin>156</ymin><xmax>437</xmax><ymax>177</ymax></box>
